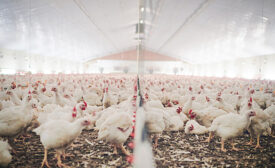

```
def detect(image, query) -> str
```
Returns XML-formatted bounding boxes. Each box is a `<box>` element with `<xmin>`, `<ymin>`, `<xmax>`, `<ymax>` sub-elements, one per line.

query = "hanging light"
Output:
<box><xmin>140</xmin><ymin>7</ymin><xmax>144</xmax><ymax>12</ymax></box>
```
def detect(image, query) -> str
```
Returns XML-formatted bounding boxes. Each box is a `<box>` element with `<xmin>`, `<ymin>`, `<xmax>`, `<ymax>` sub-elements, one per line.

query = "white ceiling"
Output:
<box><xmin>0</xmin><ymin>0</ymin><xmax>275</xmax><ymax>64</ymax></box>
<box><xmin>0</xmin><ymin>0</ymin><xmax>138</xmax><ymax>62</ymax></box>
<box><xmin>145</xmin><ymin>0</ymin><xmax>275</xmax><ymax>63</ymax></box>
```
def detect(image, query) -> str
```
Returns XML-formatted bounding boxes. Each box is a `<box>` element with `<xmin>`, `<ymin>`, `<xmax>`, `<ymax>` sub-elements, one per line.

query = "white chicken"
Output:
<box><xmin>98</xmin><ymin>112</ymin><xmax>133</xmax><ymax>155</ymax></box>
<box><xmin>51</xmin><ymin>87</ymin><xmax>73</xmax><ymax>107</ymax></box>
<box><xmin>163</xmin><ymin>106</ymin><xmax>188</xmax><ymax>131</ymax></box>
<box><xmin>0</xmin><ymin>94</ymin><xmax>34</xmax><ymax>148</ymax></box>
<box><xmin>185</xmin><ymin>120</ymin><xmax>208</xmax><ymax>134</ymax></box>
<box><xmin>264</xmin><ymin>105</ymin><xmax>275</xmax><ymax>135</ymax></box>
<box><xmin>144</xmin><ymin>107</ymin><xmax>165</xmax><ymax>148</ymax></box>
<box><xmin>207</xmin><ymin>110</ymin><xmax>256</xmax><ymax>152</ymax></box>
<box><xmin>190</xmin><ymin>107</ymin><xmax>228</xmax><ymax>127</ymax></box>
<box><xmin>6</xmin><ymin>90</ymin><xmax>21</xmax><ymax>105</ymax></box>
<box><xmin>0</xmin><ymin>140</ymin><xmax>12</xmax><ymax>167</ymax></box>
<box><xmin>247</xmin><ymin>109</ymin><xmax>271</xmax><ymax>148</ymax></box>
<box><xmin>102</xmin><ymin>87</ymin><xmax>119</xmax><ymax>109</ymax></box>
<box><xmin>33</xmin><ymin>117</ymin><xmax>91</xmax><ymax>167</ymax></box>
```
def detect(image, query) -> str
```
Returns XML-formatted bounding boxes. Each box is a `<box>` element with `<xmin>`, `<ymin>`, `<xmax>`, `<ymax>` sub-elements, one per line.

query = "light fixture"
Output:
<box><xmin>140</xmin><ymin>20</ymin><xmax>144</xmax><ymax>24</ymax></box>
<box><xmin>262</xmin><ymin>17</ymin><xmax>268</xmax><ymax>21</ymax></box>
<box><xmin>140</xmin><ymin>7</ymin><xmax>144</xmax><ymax>12</ymax></box>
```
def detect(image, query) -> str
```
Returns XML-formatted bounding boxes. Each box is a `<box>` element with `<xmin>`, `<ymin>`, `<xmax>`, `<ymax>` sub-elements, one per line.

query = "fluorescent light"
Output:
<box><xmin>262</xmin><ymin>17</ymin><xmax>269</xmax><ymax>21</ymax></box>
<box><xmin>140</xmin><ymin>7</ymin><xmax>144</xmax><ymax>12</ymax></box>
<box><xmin>140</xmin><ymin>20</ymin><xmax>144</xmax><ymax>24</ymax></box>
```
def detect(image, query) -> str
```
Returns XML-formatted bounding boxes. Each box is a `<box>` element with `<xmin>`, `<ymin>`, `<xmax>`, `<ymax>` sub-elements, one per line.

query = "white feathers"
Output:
<box><xmin>0</xmin><ymin>140</ymin><xmax>12</xmax><ymax>167</ymax></box>
<box><xmin>185</xmin><ymin>120</ymin><xmax>208</xmax><ymax>134</ymax></box>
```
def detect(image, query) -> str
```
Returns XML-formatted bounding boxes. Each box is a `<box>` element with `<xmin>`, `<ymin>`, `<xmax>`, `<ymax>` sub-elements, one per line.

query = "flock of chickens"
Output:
<box><xmin>0</xmin><ymin>73</ymin><xmax>274</xmax><ymax>167</ymax></box>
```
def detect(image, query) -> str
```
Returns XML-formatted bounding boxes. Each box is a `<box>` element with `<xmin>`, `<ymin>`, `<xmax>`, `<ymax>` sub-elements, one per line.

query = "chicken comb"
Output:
<box><xmin>83</xmin><ymin>101</ymin><xmax>87</xmax><ymax>107</ymax></box>
<box><xmin>191</xmin><ymin>124</ymin><xmax>194</xmax><ymax>129</ymax></box>
<box><xmin>28</xmin><ymin>90</ymin><xmax>31</xmax><ymax>94</ymax></box>
<box><xmin>73</xmin><ymin>106</ymin><xmax>77</xmax><ymax>112</ymax></box>
<box><xmin>249</xmin><ymin>97</ymin><xmax>252</xmax><ymax>102</ymax></box>
<box><xmin>189</xmin><ymin>109</ymin><xmax>192</xmax><ymax>114</ymax></box>
<box><xmin>72</xmin><ymin>112</ymin><xmax>77</xmax><ymax>118</ymax></box>
<box><xmin>177</xmin><ymin>107</ymin><xmax>182</xmax><ymax>114</ymax></box>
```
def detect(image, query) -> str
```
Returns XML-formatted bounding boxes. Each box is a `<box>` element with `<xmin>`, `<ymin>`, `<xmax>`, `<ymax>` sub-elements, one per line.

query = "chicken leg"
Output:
<box><xmin>62</xmin><ymin>150</ymin><xmax>74</xmax><ymax>160</ymax></box>
<box><xmin>119</xmin><ymin>144</ymin><xmax>130</xmax><ymax>156</ymax></box>
<box><xmin>203</xmin><ymin>132</ymin><xmax>213</xmax><ymax>143</ymax></box>
<box><xmin>113</xmin><ymin>144</ymin><xmax>118</xmax><ymax>154</ymax></box>
<box><xmin>246</xmin><ymin>135</ymin><xmax>253</xmax><ymax>145</ymax></box>
<box><xmin>255</xmin><ymin>135</ymin><xmax>262</xmax><ymax>149</ymax></box>
<box><xmin>41</xmin><ymin>148</ymin><xmax>50</xmax><ymax>168</ymax></box>
<box><xmin>231</xmin><ymin>139</ymin><xmax>240</xmax><ymax>151</ymax></box>
<box><xmin>56</xmin><ymin>151</ymin><xmax>68</xmax><ymax>168</ymax></box>
<box><xmin>221</xmin><ymin>139</ymin><xmax>227</xmax><ymax>152</ymax></box>
<box><xmin>153</xmin><ymin>134</ymin><xmax>160</xmax><ymax>148</ymax></box>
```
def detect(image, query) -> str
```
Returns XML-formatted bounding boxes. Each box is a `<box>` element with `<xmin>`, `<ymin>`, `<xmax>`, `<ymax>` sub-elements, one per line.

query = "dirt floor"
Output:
<box><xmin>8</xmin><ymin>129</ymin><xmax>275</xmax><ymax>168</ymax></box>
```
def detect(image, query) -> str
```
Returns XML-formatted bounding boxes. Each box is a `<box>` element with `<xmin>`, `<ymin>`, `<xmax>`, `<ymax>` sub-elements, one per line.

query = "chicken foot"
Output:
<box><xmin>41</xmin><ymin>148</ymin><xmax>50</xmax><ymax>168</ymax></box>
<box><xmin>153</xmin><ymin>134</ymin><xmax>160</xmax><ymax>148</ymax></box>
<box><xmin>246</xmin><ymin>135</ymin><xmax>253</xmax><ymax>145</ymax></box>
<box><xmin>119</xmin><ymin>144</ymin><xmax>130</xmax><ymax>156</ymax></box>
<box><xmin>56</xmin><ymin>151</ymin><xmax>69</xmax><ymax>168</ymax></box>
<box><xmin>61</xmin><ymin>151</ymin><xmax>74</xmax><ymax>160</ymax></box>
<box><xmin>255</xmin><ymin>135</ymin><xmax>262</xmax><ymax>149</ymax></box>
<box><xmin>231</xmin><ymin>139</ymin><xmax>240</xmax><ymax>151</ymax></box>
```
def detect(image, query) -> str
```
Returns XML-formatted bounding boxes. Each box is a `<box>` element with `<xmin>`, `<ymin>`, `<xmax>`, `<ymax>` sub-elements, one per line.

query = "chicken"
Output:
<box><xmin>51</xmin><ymin>87</ymin><xmax>73</xmax><ymax>107</ymax></box>
<box><xmin>0</xmin><ymin>94</ymin><xmax>34</xmax><ymax>149</ymax></box>
<box><xmin>264</xmin><ymin>105</ymin><xmax>275</xmax><ymax>135</ymax></box>
<box><xmin>190</xmin><ymin>107</ymin><xmax>228</xmax><ymax>127</ymax></box>
<box><xmin>102</xmin><ymin>87</ymin><xmax>118</xmax><ymax>109</ymax></box>
<box><xmin>95</xmin><ymin>106</ymin><xmax>119</xmax><ymax>130</ymax></box>
<box><xmin>98</xmin><ymin>112</ymin><xmax>133</xmax><ymax>155</ymax></box>
<box><xmin>212</xmin><ymin>96</ymin><xmax>236</xmax><ymax>113</ymax></box>
<box><xmin>0</xmin><ymin>100</ymin><xmax>14</xmax><ymax>110</ymax></box>
<box><xmin>0</xmin><ymin>140</ymin><xmax>12</xmax><ymax>167</ymax></box>
<box><xmin>144</xmin><ymin>99</ymin><xmax>164</xmax><ymax>111</ymax></box>
<box><xmin>83</xmin><ymin>88</ymin><xmax>102</xmax><ymax>106</ymax></box>
<box><xmin>6</xmin><ymin>90</ymin><xmax>21</xmax><ymax>105</ymax></box>
<box><xmin>37</xmin><ymin>105</ymin><xmax>82</xmax><ymax>125</ymax></box>
<box><xmin>163</xmin><ymin>106</ymin><xmax>188</xmax><ymax>131</ymax></box>
<box><xmin>185</xmin><ymin>120</ymin><xmax>208</xmax><ymax>134</ymax></box>
<box><xmin>206</xmin><ymin>110</ymin><xmax>256</xmax><ymax>152</ymax></box>
<box><xmin>144</xmin><ymin>107</ymin><xmax>165</xmax><ymax>148</ymax></box>
<box><xmin>247</xmin><ymin>109</ymin><xmax>271</xmax><ymax>148</ymax></box>
<box><xmin>33</xmin><ymin>117</ymin><xmax>91</xmax><ymax>167</ymax></box>
<box><xmin>182</xmin><ymin>96</ymin><xmax>195</xmax><ymax>116</ymax></box>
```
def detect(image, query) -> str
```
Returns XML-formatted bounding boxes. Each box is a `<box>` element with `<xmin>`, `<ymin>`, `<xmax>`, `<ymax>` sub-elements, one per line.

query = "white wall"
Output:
<box><xmin>0</xmin><ymin>49</ymin><xmax>83</xmax><ymax>74</ymax></box>
<box><xmin>183</xmin><ymin>55</ymin><xmax>275</xmax><ymax>80</ymax></box>
<box><xmin>84</xmin><ymin>60</ymin><xmax>186</xmax><ymax>74</ymax></box>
